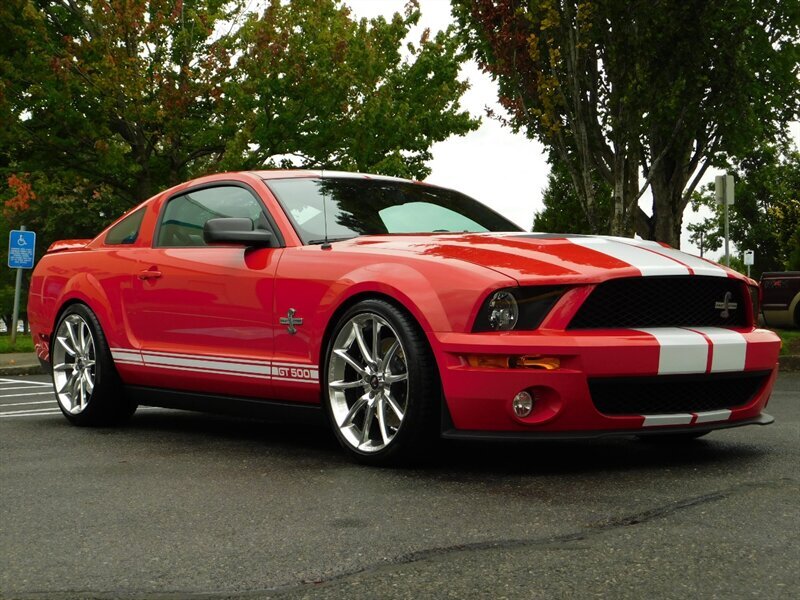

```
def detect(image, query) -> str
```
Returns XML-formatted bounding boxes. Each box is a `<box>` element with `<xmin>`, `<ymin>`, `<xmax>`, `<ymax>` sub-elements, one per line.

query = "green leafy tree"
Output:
<box><xmin>688</xmin><ymin>144</ymin><xmax>800</xmax><ymax>277</ymax></box>
<box><xmin>532</xmin><ymin>154</ymin><xmax>611</xmax><ymax>233</ymax></box>
<box><xmin>0</xmin><ymin>0</ymin><xmax>477</xmax><ymax>251</ymax></box>
<box><xmin>453</xmin><ymin>1</ymin><xmax>800</xmax><ymax>247</ymax></box>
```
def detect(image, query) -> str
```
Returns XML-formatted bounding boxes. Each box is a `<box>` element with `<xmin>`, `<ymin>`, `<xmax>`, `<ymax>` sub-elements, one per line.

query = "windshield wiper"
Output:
<box><xmin>307</xmin><ymin>236</ymin><xmax>357</xmax><ymax>245</ymax></box>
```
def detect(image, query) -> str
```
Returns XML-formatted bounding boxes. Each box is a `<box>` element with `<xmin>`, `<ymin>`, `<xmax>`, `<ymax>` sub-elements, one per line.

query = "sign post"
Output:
<box><xmin>715</xmin><ymin>174</ymin><xmax>735</xmax><ymax>266</ymax></box>
<box><xmin>744</xmin><ymin>249</ymin><xmax>754</xmax><ymax>278</ymax></box>
<box><xmin>7</xmin><ymin>226</ymin><xmax>36</xmax><ymax>345</ymax></box>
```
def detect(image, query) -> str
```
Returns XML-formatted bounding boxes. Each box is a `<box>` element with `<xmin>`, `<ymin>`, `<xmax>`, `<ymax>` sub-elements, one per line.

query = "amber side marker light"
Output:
<box><xmin>467</xmin><ymin>355</ymin><xmax>560</xmax><ymax>370</ymax></box>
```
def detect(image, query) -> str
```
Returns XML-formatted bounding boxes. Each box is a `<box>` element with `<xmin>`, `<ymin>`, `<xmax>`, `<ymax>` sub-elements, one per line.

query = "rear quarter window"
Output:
<box><xmin>105</xmin><ymin>207</ymin><xmax>146</xmax><ymax>245</ymax></box>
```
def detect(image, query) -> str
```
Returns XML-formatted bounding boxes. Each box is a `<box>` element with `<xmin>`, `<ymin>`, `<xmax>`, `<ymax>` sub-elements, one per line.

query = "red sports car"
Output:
<box><xmin>28</xmin><ymin>171</ymin><xmax>781</xmax><ymax>464</ymax></box>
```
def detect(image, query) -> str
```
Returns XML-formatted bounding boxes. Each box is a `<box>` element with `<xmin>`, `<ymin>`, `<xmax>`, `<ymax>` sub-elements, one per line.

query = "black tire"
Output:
<box><xmin>51</xmin><ymin>303</ymin><xmax>137</xmax><ymax>426</ymax></box>
<box><xmin>322</xmin><ymin>299</ymin><xmax>439</xmax><ymax>466</ymax></box>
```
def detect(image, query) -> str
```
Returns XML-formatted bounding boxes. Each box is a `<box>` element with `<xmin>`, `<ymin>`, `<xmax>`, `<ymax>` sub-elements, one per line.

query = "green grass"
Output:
<box><xmin>773</xmin><ymin>328</ymin><xmax>800</xmax><ymax>356</ymax></box>
<box><xmin>0</xmin><ymin>334</ymin><xmax>34</xmax><ymax>353</ymax></box>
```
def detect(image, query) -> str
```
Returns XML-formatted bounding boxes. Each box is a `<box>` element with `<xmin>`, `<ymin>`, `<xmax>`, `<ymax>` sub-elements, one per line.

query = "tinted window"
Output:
<box><xmin>266</xmin><ymin>178</ymin><xmax>521</xmax><ymax>244</ymax></box>
<box><xmin>157</xmin><ymin>186</ymin><xmax>266</xmax><ymax>247</ymax></box>
<box><xmin>105</xmin><ymin>207</ymin><xmax>145</xmax><ymax>245</ymax></box>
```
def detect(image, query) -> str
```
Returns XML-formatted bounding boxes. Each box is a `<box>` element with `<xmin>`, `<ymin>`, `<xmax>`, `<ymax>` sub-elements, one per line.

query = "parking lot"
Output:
<box><xmin>1</xmin><ymin>373</ymin><xmax>798</xmax><ymax>599</ymax></box>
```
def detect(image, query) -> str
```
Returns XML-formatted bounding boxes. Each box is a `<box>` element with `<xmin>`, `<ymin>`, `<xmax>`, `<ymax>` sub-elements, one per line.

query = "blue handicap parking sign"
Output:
<box><xmin>8</xmin><ymin>230</ymin><xmax>36</xmax><ymax>269</ymax></box>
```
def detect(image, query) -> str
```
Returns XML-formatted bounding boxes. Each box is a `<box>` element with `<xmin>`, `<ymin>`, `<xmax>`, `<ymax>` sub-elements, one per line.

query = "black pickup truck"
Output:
<box><xmin>761</xmin><ymin>271</ymin><xmax>800</xmax><ymax>329</ymax></box>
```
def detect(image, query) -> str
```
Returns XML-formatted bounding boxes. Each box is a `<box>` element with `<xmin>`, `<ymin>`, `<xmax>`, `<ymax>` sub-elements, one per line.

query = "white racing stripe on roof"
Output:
<box><xmin>568</xmin><ymin>237</ymin><xmax>691</xmax><ymax>276</ymax></box>
<box><xmin>635</xmin><ymin>328</ymin><xmax>710</xmax><ymax>374</ymax></box>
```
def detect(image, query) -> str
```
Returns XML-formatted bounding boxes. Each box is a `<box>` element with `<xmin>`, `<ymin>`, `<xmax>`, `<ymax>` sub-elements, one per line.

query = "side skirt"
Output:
<box><xmin>125</xmin><ymin>385</ymin><xmax>324</xmax><ymax>425</ymax></box>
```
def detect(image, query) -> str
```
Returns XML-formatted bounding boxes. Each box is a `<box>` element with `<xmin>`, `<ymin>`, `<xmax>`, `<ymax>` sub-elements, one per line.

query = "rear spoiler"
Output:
<box><xmin>46</xmin><ymin>239</ymin><xmax>92</xmax><ymax>253</ymax></box>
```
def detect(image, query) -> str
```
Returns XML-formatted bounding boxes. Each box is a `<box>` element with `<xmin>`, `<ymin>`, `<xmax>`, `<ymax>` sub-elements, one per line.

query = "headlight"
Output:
<box><xmin>488</xmin><ymin>291</ymin><xmax>519</xmax><ymax>330</ymax></box>
<box><xmin>473</xmin><ymin>286</ymin><xmax>566</xmax><ymax>332</ymax></box>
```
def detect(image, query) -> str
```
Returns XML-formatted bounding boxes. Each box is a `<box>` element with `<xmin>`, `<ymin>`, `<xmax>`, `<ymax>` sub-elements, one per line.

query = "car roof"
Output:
<box><xmin>249</xmin><ymin>169</ymin><xmax>417</xmax><ymax>184</ymax></box>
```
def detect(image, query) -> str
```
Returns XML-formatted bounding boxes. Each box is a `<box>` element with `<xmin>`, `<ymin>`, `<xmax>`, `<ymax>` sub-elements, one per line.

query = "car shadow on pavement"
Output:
<box><xmin>100</xmin><ymin>408</ymin><xmax>771</xmax><ymax>477</ymax></box>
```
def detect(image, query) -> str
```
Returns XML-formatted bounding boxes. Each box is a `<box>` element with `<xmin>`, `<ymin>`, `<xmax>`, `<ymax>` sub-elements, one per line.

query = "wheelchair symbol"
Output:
<box><xmin>16</xmin><ymin>235</ymin><xmax>27</xmax><ymax>246</ymax></box>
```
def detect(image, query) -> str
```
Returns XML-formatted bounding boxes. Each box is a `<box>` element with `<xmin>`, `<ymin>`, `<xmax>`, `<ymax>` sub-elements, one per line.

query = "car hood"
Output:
<box><xmin>345</xmin><ymin>232</ymin><xmax>744</xmax><ymax>285</ymax></box>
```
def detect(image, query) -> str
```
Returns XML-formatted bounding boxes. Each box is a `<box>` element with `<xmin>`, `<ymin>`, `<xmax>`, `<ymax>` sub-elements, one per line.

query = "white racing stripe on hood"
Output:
<box><xmin>619</xmin><ymin>238</ymin><xmax>728</xmax><ymax>277</ymax></box>
<box><xmin>568</xmin><ymin>237</ymin><xmax>690</xmax><ymax>276</ymax></box>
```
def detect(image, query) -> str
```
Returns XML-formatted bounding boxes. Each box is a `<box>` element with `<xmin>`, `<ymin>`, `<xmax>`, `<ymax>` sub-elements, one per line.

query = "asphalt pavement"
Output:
<box><xmin>0</xmin><ymin>373</ymin><xmax>798</xmax><ymax>599</ymax></box>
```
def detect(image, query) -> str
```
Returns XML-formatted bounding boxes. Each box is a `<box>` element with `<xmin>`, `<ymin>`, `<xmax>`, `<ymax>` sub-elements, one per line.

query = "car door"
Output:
<box><xmin>126</xmin><ymin>183</ymin><xmax>282</xmax><ymax>398</ymax></box>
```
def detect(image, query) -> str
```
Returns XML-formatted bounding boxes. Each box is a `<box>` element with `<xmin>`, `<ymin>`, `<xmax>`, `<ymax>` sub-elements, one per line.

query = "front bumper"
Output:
<box><xmin>432</xmin><ymin>327</ymin><xmax>780</xmax><ymax>435</ymax></box>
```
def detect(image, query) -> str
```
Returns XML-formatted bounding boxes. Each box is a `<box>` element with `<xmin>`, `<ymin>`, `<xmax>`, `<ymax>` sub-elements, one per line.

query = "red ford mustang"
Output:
<box><xmin>28</xmin><ymin>171</ymin><xmax>781</xmax><ymax>464</ymax></box>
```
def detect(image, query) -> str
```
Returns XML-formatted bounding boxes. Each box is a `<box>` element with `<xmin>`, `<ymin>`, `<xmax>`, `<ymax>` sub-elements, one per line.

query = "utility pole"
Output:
<box><xmin>715</xmin><ymin>175</ymin><xmax>734</xmax><ymax>266</ymax></box>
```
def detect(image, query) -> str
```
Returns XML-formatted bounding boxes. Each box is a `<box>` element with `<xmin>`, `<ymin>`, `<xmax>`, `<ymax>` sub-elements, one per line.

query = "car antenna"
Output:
<box><xmin>320</xmin><ymin>167</ymin><xmax>331</xmax><ymax>249</ymax></box>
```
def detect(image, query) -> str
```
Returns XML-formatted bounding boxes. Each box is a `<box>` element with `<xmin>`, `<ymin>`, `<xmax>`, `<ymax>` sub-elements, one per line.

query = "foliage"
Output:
<box><xmin>775</xmin><ymin>328</ymin><xmax>800</xmax><ymax>356</ymax></box>
<box><xmin>0</xmin><ymin>334</ymin><xmax>34</xmax><ymax>354</ymax></box>
<box><xmin>0</xmin><ymin>0</ymin><xmax>477</xmax><ymax>251</ymax></box>
<box><xmin>453</xmin><ymin>0</ymin><xmax>800</xmax><ymax>247</ymax></box>
<box><xmin>688</xmin><ymin>144</ymin><xmax>800</xmax><ymax>277</ymax></box>
<box><xmin>532</xmin><ymin>153</ymin><xmax>611</xmax><ymax>233</ymax></box>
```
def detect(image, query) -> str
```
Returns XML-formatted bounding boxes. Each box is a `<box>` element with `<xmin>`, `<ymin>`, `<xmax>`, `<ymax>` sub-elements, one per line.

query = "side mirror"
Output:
<box><xmin>203</xmin><ymin>218</ymin><xmax>274</xmax><ymax>248</ymax></box>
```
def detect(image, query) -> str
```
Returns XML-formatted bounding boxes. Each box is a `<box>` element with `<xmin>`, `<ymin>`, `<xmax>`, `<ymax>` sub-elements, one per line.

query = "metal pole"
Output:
<box><xmin>724</xmin><ymin>199</ymin><xmax>730</xmax><ymax>266</ymax></box>
<box><xmin>10</xmin><ymin>225</ymin><xmax>25</xmax><ymax>346</ymax></box>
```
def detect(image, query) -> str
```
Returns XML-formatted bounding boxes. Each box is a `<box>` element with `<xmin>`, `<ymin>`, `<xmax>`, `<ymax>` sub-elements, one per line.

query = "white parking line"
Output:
<box><xmin>0</xmin><ymin>407</ymin><xmax>60</xmax><ymax>415</ymax></box>
<box><xmin>0</xmin><ymin>400</ymin><xmax>54</xmax><ymax>407</ymax></box>
<box><xmin>0</xmin><ymin>410</ymin><xmax>62</xmax><ymax>418</ymax></box>
<box><xmin>0</xmin><ymin>378</ymin><xmax>51</xmax><ymax>386</ymax></box>
<box><xmin>0</xmin><ymin>391</ymin><xmax>54</xmax><ymax>398</ymax></box>
<box><xmin>0</xmin><ymin>385</ymin><xmax>53</xmax><ymax>391</ymax></box>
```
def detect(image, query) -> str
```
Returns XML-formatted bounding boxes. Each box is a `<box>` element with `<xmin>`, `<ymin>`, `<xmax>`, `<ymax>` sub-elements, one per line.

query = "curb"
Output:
<box><xmin>779</xmin><ymin>355</ymin><xmax>800</xmax><ymax>372</ymax></box>
<box><xmin>0</xmin><ymin>364</ymin><xmax>46</xmax><ymax>377</ymax></box>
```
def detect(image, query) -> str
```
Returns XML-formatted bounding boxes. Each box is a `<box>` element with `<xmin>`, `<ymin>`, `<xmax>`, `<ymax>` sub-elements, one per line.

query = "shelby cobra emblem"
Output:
<box><xmin>715</xmin><ymin>291</ymin><xmax>738</xmax><ymax>318</ymax></box>
<box><xmin>280</xmin><ymin>308</ymin><xmax>304</xmax><ymax>334</ymax></box>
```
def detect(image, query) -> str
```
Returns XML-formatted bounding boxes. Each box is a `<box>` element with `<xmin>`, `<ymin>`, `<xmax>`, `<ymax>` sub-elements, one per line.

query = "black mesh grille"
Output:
<box><xmin>569</xmin><ymin>276</ymin><xmax>747</xmax><ymax>329</ymax></box>
<box><xmin>590</xmin><ymin>371</ymin><xmax>769</xmax><ymax>415</ymax></box>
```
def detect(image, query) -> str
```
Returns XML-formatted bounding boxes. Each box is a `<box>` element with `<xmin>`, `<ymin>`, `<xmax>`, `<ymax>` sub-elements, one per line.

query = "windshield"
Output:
<box><xmin>265</xmin><ymin>177</ymin><xmax>521</xmax><ymax>244</ymax></box>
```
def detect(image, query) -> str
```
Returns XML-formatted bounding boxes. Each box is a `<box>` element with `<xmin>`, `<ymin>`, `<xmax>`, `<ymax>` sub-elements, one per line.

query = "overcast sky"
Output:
<box><xmin>344</xmin><ymin>0</ymin><xmax>799</xmax><ymax>260</ymax></box>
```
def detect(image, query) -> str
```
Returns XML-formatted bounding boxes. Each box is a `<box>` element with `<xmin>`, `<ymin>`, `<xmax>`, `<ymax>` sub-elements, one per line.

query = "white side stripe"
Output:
<box><xmin>635</xmin><ymin>328</ymin><xmax>709</xmax><ymax>374</ymax></box>
<box><xmin>568</xmin><ymin>238</ymin><xmax>690</xmax><ymax>276</ymax></box>
<box><xmin>109</xmin><ymin>347</ymin><xmax>319</xmax><ymax>383</ymax></box>
<box><xmin>142</xmin><ymin>353</ymin><xmax>273</xmax><ymax>376</ymax></box>
<box><xmin>691</xmin><ymin>327</ymin><xmax>747</xmax><ymax>372</ymax></box>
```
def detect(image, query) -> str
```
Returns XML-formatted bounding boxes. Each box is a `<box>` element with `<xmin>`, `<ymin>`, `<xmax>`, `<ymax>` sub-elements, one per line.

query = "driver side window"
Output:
<box><xmin>157</xmin><ymin>185</ymin><xmax>268</xmax><ymax>247</ymax></box>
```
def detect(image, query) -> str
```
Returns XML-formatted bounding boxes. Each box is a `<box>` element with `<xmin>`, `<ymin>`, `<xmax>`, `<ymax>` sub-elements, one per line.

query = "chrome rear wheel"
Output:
<box><xmin>51</xmin><ymin>304</ymin><xmax>136</xmax><ymax>426</ymax></box>
<box><xmin>53</xmin><ymin>313</ymin><xmax>96</xmax><ymax>415</ymax></box>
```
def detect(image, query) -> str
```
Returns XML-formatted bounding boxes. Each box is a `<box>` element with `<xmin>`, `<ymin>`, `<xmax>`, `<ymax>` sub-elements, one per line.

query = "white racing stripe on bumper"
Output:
<box><xmin>693</xmin><ymin>409</ymin><xmax>732</xmax><ymax>424</ymax></box>
<box><xmin>690</xmin><ymin>327</ymin><xmax>747</xmax><ymax>372</ymax></box>
<box><xmin>642</xmin><ymin>414</ymin><xmax>694</xmax><ymax>427</ymax></box>
<box><xmin>568</xmin><ymin>237</ymin><xmax>691</xmax><ymax>276</ymax></box>
<box><xmin>635</xmin><ymin>328</ymin><xmax>709</xmax><ymax>374</ymax></box>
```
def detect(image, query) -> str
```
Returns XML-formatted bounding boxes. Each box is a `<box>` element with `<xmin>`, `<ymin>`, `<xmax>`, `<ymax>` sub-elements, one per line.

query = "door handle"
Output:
<box><xmin>138</xmin><ymin>269</ymin><xmax>162</xmax><ymax>280</ymax></box>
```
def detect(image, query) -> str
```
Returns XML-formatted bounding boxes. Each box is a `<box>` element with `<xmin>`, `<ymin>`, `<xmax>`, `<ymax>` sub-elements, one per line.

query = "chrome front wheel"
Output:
<box><xmin>328</xmin><ymin>312</ymin><xmax>409</xmax><ymax>453</ymax></box>
<box><xmin>324</xmin><ymin>299</ymin><xmax>439</xmax><ymax>465</ymax></box>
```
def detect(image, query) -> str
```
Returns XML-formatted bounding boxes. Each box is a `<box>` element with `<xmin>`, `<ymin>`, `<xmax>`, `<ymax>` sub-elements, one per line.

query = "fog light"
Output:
<box><xmin>512</xmin><ymin>391</ymin><xmax>534</xmax><ymax>417</ymax></box>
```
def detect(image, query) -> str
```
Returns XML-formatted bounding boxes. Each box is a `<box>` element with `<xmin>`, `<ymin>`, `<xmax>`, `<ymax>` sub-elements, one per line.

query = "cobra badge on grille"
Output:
<box><xmin>715</xmin><ymin>291</ymin><xmax>738</xmax><ymax>318</ymax></box>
